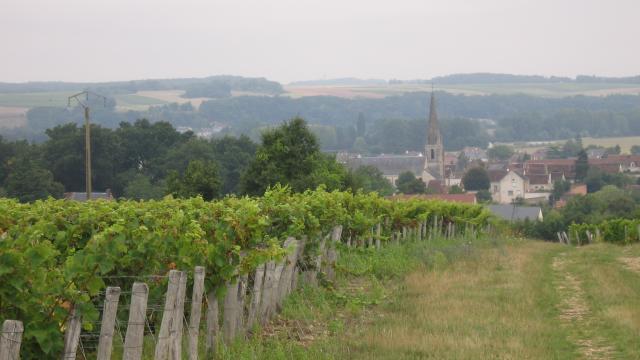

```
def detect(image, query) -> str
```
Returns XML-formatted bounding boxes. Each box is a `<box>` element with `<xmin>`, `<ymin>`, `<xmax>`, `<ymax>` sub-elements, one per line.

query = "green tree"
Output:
<box><xmin>346</xmin><ymin>165</ymin><xmax>394</xmax><ymax>196</ymax></box>
<box><xmin>0</xmin><ymin>135</ymin><xmax>16</xmax><ymax>185</ymax></box>
<box><xmin>123</xmin><ymin>173</ymin><xmax>166</xmax><ymax>200</ymax></box>
<box><xmin>210</xmin><ymin>135</ymin><xmax>257</xmax><ymax>194</ymax></box>
<box><xmin>476</xmin><ymin>189</ymin><xmax>493</xmax><ymax>203</ymax></box>
<box><xmin>631</xmin><ymin>145</ymin><xmax>640</xmax><ymax>155</ymax></box>
<box><xmin>551</xmin><ymin>179</ymin><xmax>571</xmax><ymax>203</ymax></box>
<box><xmin>449</xmin><ymin>185</ymin><xmax>464</xmax><ymax>194</ymax></box>
<box><xmin>116</xmin><ymin>119</ymin><xmax>190</xmax><ymax>173</ymax></box>
<box><xmin>395</xmin><ymin>171</ymin><xmax>426</xmax><ymax>194</ymax></box>
<box><xmin>42</xmin><ymin>123</ymin><xmax>122</xmax><ymax>192</ymax></box>
<box><xmin>574</xmin><ymin>149</ymin><xmax>589</xmax><ymax>182</ymax></box>
<box><xmin>604</xmin><ymin>145</ymin><xmax>621</xmax><ymax>156</ymax></box>
<box><xmin>562</xmin><ymin>139</ymin><xmax>582</xmax><ymax>157</ymax></box>
<box><xmin>240</xmin><ymin>117</ymin><xmax>345</xmax><ymax>195</ymax></box>
<box><xmin>462</xmin><ymin>167</ymin><xmax>490</xmax><ymax>191</ymax></box>
<box><xmin>5</xmin><ymin>156</ymin><xmax>64</xmax><ymax>202</ymax></box>
<box><xmin>487</xmin><ymin>145</ymin><xmax>514</xmax><ymax>161</ymax></box>
<box><xmin>167</xmin><ymin>159</ymin><xmax>221</xmax><ymax>200</ymax></box>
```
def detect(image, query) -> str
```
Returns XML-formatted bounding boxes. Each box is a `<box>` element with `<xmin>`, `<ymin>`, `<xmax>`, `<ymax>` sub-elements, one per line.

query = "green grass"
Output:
<box><xmin>215</xmin><ymin>235</ymin><xmax>536</xmax><ymax>359</ymax></box>
<box><xmin>0</xmin><ymin>92</ymin><xmax>166</xmax><ymax>110</ymax></box>
<box><xmin>558</xmin><ymin>243</ymin><xmax>640</xmax><ymax>358</ymax></box>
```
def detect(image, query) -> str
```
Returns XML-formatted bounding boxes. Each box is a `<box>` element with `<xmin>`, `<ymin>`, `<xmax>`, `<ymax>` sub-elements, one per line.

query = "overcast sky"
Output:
<box><xmin>1</xmin><ymin>0</ymin><xmax>638</xmax><ymax>83</ymax></box>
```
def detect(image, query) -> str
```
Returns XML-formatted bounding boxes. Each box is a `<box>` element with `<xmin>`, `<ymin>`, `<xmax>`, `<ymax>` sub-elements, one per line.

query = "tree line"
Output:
<box><xmin>0</xmin><ymin>118</ymin><xmax>395</xmax><ymax>202</ymax></box>
<box><xmin>8</xmin><ymin>91</ymin><xmax>640</xmax><ymax>153</ymax></box>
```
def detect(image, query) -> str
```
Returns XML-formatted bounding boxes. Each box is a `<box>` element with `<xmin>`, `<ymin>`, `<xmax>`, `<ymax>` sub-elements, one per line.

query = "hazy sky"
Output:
<box><xmin>1</xmin><ymin>0</ymin><xmax>638</xmax><ymax>83</ymax></box>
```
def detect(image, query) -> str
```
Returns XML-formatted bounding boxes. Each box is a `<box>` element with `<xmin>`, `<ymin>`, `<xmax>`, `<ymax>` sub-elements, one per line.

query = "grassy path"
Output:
<box><xmin>333</xmin><ymin>240</ymin><xmax>640</xmax><ymax>359</ymax></box>
<box><xmin>220</xmin><ymin>239</ymin><xmax>640</xmax><ymax>359</ymax></box>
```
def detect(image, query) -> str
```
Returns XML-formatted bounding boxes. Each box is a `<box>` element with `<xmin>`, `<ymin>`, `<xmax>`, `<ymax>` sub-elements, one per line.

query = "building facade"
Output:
<box><xmin>489</xmin><ymin>169</ymin><xmax>529</xmax><ymax>204</ymax></box>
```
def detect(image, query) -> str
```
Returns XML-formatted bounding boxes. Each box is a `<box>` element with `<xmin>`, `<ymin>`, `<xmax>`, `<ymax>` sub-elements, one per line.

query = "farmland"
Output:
<box><xmin>500</xmin><ymin>136</ymin><xmax>640</xmax><ymax>155</ymax></box>
<box><xmin>0</xmin><ymin>106</ymin><xmax>27</xmax><ymax>128</ymax></box>
<box><xmin>135</xmin><ymin>90</ymin><xmax>210</xmax><ymax>109</ymax></box>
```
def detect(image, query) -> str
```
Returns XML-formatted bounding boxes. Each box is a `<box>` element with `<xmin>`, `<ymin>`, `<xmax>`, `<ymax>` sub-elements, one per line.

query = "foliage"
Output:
<box><xmin>167</xmin><ymin>159</ymin><xmax>222</xmax><ymax>200</ymax></box>
<box><xmin>574</xmin><ymin>150</ymin><xmax>589</xmax><ymax>182</ymax></box>
<box><xmin>345</xmin><ymin>165</ymin><xmax>394</xmax><ymax>196</ymax></box>
<box><xmin>9</xmin><ymin>89</ymin><xmax>640</xmax><ymax>149</ymax></box>
<box><xmin>0</xmin><ymin>188</ymin><xmax>491</xmax><ymax>357</ymax></box>
<box><xmin>240</xmin><ymin>117</ymin><xmax>345</xmax><ymax>195</ymax></box>
<box><xmin>585</xmin><ymin>167</ymin><xmax>633</xmax><ymax>193</ymax></box>
<box><xmin>4</xmin><ymin>157</ymin><xmax>64</xmax><ymax>202</ymax></box>
<box><xmin>519</xmin><ymin>184</ymin><xmax>640</xmax><ymax>242</ymax></box>
<box><xmin>122</xmin><ymin>173</ymin><xmax>166</xmax><ymax>200</ymax></box>
<box><xmin>550</xmin><ymin>179</ymin><xmax>571</xmax><ymax>203</ymax></box>
<box><xmin>395</xmin><ymin>171</ymin><xmax>426</xmax><ymax>194</ymax></box>
<box><xmin>462</xmin><ymin>167</ymin><xmax>490</xmax><ymax>191</ymax></box>
<box><xmin>487</xmin><ymin>145</ymin><xmax>514</xmax><ymax>161</ymax></box>
<box><xmin>476</xmin><ymin>189</ymin><xmax>493</xmax><ymax>203</ymax></box>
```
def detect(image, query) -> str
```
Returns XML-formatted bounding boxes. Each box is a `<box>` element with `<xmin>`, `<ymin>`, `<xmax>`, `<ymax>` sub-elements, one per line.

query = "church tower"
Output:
<box><xmin>423</xmin><ymin>92</ymin><xmax>444</xmax><ymax>181</ymax></box>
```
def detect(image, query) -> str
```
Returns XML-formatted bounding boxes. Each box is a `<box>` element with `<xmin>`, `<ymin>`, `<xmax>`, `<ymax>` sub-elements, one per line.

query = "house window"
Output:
<box><xmin>493</xmin><ymin>185</ymin><xmax>498</xmax><ymax>192</ymax></box>
<box><xmin>508</xmin><ymin>190</ymin><xmax>514</xmax><ymax>196</ymax></box>
<box><xmin>431</xmin><ymin>149</ymin><xmax>435</xmax><ymax>159</ymax></box>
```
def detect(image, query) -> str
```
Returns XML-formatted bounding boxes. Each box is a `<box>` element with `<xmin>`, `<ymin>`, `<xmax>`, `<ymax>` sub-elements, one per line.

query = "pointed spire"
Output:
<box><xmin>427</xmin><ymin>91</ymin><xmax>441</xmax><ymax>145</ymax></box>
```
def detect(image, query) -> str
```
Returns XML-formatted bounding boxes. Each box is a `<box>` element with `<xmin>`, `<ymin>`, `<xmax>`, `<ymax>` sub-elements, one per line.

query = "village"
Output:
<box><xmin>340</xmin><ymin>93</ymin><xmax>640</xmax><ymax>222</ymax></box>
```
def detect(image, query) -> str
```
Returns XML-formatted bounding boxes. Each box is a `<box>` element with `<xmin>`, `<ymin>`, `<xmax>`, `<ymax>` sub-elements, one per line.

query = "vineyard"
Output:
<box><xmin>568</xmin><ymin>219</ymin><xmax>640</xmax><ymax>245</ymax></box>
<box><xmin>0</xmin><ymin>187</ymin><xmax>491</xmax><ymax>359</ymax></box>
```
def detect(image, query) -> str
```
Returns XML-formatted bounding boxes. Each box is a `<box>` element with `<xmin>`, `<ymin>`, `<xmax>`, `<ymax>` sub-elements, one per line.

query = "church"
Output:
<box><xmin>343</xmin><ymin>92</ymin><xmax>445</xmax><ymax>186</ymax></box>
<box><xmin>422</xmin><ymin>92</ymin><xmax>445</xmax><ymax>182</ymax></box>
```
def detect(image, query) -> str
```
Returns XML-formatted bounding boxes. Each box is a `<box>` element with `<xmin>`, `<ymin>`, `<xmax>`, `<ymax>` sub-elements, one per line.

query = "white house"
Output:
<box><xmin>488</xmin><ymin>169</ymin><xmax>529</xmax><ymax>204</ymax></box>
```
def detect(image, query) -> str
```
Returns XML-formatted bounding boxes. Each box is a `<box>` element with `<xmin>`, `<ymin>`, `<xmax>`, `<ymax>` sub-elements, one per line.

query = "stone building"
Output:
<box><xmin>422</xmin><ymin>92</ymin><xmax>445</xmax><ymax>182</ymax></box>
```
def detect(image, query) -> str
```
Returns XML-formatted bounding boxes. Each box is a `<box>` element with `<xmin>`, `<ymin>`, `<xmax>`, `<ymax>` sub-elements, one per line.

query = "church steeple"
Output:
<box><xmin>423</xmin><ymin>91</ymin><xmax>445</xmax><ymax>181</ymax></box>
<box><xmin>427</xmin><ymin>91</ymin><xmax>441</xmax><ymax>145</ymax></box>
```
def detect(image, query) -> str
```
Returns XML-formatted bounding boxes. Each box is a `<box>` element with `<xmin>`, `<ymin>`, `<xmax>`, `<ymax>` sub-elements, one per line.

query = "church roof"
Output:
<box><xmin>345</xmin><ymin>155</ymin><xmax>424</xmax><ymax>177</ymax></box>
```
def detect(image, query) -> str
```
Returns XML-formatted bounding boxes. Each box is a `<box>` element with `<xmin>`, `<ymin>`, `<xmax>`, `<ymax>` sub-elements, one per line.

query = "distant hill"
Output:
<box><xmin>0</xmin><ymin>75</ymin><xmax>284</xmax><ymax>95</ymax></box>
<box><xmin>428</xmin><ymin>73</ymin><xmax>640</xmax><ymax>84</ymax></box>
<box><xmin>288</xmin><ymin>78</ymin><xmax>387</xmax><ymax>86</ymax></box>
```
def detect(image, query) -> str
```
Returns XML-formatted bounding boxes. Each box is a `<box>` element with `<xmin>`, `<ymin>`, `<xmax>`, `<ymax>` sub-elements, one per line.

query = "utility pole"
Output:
<box><xmin>68</xmin><ymin>91</ymin><xmax>107</xmax><ymax>201</ymax></box>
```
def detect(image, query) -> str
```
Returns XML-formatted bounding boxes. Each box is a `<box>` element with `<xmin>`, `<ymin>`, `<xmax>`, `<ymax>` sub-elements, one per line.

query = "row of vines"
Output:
<box><xmin>568</xmin><ymin>218</ymin><xmax>640</xmax><ymax>245</ymax></box>
<box><xmin>0</xmin><ymin>186</ymin><xmax>491</xmax><ymax>357</ymax></box>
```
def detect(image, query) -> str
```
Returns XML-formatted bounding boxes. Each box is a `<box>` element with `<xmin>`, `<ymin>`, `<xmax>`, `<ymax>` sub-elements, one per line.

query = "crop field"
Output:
<box><xmin>582</xmin><ymin>136</ymin><xmax>640</xmax><ymax>154</ymax></box>
<box><xmin>136</xmin><ymin>90</ymin><xmax>211</xmax><ymax>109</ymax></box>
<box><xmin>498</xmin><ymin>136</ymin><xmax>640</xmax><ymax>155</ymax></box>
<box><xmin>0</xmin><ymin>91</ymin><xmax>74</xmax><ymax>108</ymax></box>
<box><xmin>0</xmin><ymin>106</ymin><xmax>28</xmax><ymax>128</ymax></box>
<box><xmin>112</xmin><ymin>93</ymin><xmax>167</xmax><ymax>111</ymax></box>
